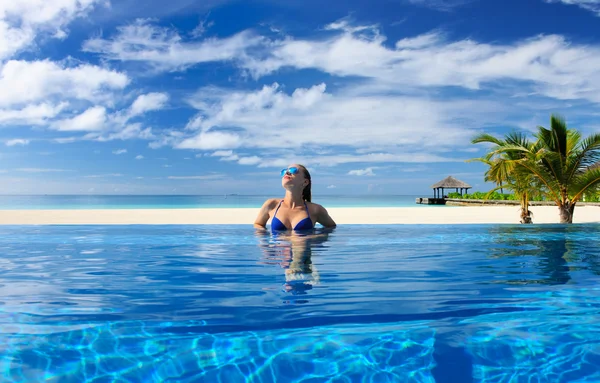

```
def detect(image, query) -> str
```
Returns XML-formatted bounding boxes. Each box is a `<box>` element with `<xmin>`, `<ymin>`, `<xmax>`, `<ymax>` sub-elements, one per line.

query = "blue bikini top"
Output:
<box><xmin>271</xmin><ymin>200</ymin><xmax>314</xmax><ymax>232</ymax></box>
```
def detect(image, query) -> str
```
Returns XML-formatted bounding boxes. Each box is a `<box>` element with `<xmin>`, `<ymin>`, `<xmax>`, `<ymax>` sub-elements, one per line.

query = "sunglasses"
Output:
<box><xmin>280</xmin><ymin>167</ymin><xmax>299</xmax><ymax>177</ymax></box>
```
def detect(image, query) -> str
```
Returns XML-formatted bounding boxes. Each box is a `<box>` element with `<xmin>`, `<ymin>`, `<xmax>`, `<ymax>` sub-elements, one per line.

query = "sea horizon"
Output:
<box><xmin>0</xmin><ymin>194</ymin><xmax>438</xmax><ymax>210</ymax></box>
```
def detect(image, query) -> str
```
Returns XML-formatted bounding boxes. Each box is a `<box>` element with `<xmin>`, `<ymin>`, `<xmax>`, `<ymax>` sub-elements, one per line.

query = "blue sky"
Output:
<box><xmin>1</xmin><ymin>0</ymin><xmax>600</xmax><ymax>195</ymax></box>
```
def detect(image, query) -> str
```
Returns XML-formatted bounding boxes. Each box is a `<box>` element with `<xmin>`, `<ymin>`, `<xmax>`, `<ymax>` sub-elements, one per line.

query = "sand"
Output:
<box><xmin>0</xmin><ymin>205</ymin><xmax>597</xmax><ymax>225</ymax></box>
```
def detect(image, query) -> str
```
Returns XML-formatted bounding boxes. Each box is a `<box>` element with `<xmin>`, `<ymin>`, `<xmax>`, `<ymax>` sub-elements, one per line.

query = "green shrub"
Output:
<box><xmin>583</xmin><ymin>194</ymin><xmax>600</xmax><ymax>202</ymax></box>
<box><xmin>446</xmin><ymin>191</ymin><xmax>517</xmax><ymax>200</ymax></box>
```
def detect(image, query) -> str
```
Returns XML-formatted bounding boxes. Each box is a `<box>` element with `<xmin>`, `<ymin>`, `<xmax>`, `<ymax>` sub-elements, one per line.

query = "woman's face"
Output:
<box><xmin>281</xmin><ymin>164</ymin><xmax>307</xmax><ymax>191</ymax></box>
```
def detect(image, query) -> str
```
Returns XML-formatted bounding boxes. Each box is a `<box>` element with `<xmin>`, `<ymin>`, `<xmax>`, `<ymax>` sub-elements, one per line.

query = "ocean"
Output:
<box><xmin>0</xmin><ymin>194</ymin><xmax>438</xmax><ymax>209</ymax></box>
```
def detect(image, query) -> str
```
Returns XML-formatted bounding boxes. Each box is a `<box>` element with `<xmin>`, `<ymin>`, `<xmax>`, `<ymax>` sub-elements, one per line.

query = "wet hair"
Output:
<box><xmin>298</xmin><ymin>164</ymin><xmax>312</xmax><ymax>202</ymax></box>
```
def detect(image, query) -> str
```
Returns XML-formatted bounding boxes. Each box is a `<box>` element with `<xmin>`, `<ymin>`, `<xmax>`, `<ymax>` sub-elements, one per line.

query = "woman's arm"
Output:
<box><xmin>254</xmin><ymin>199</ymin><xmax>276</xmax><ymax>229</ymax></box>
<box><xmin>315</xmin><ymin>205</ymin><xmax>336</xmax><ymax>228</ymax></box>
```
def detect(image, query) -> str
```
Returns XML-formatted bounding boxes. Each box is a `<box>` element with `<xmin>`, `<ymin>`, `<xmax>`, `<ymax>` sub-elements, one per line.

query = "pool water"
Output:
<box><xmin>1</xmin><ymin>224</ymin><xmax>599</xmax><ymax>382</ymax></box>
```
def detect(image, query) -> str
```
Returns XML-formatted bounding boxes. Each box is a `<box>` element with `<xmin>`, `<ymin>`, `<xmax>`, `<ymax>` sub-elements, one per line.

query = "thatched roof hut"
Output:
<box><xmin>431</xmin><ymin>176</ymin><xmax>472</xmax><ymax>198</ymax></box>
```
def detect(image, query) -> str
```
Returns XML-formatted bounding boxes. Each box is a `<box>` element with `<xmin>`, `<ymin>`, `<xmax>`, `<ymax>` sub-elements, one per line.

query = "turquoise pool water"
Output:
<box><xmin>0</xmin><ymin>224</ymin><xmax>599</xmax><ymax>382</ymax></box>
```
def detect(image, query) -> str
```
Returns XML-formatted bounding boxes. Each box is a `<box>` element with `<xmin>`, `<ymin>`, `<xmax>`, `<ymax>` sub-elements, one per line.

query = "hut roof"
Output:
<box><xmin>431</xmin><ymin>176</ymin><xmax>472</xmax><ymax>189</ymax></box>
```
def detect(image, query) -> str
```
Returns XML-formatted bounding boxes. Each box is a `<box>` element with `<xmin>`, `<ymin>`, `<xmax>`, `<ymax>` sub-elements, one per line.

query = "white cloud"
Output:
<box><xmin>50</xmin><ymin>91</ymin><xmax>166</xmax><ymax>140</ymax></box>
<box><xmin>177</xmin><ymin>131</ymin><xmax>241</xmax><ymax>150</ymax></box>
<box><xmin>135</xmin><ymin>155</ymin><xmax>144</xmax><ymax>159</ymax></box>
<box><xmin>8</xmin><ymin>13</ymin><xmax>600</xmax><ymax>182</ymax></box>
<box><xmin>0</xmin><ymin>60</ymin><xmax>141</xmax><ymax>142</ymax></box>
<box><xmin>348</xmin><ymin>167</ymin><xmax>376</xmax><ymax>176</ymax></box>
<box><xmin>238</xmin><ymin>156</ymin><xmax>261</xmax><ymax>165</ymax></box>
<box><xmin>16</xmin><ymin>168</ymin><xmax>70</xmax><ymax>172</ymax></box>
<box><xmin>77</xmin><ymin>17</ymin><xmax>600</xmax><ymax>104</ymax></box>
<box><xmin>0</xmin><ymin>6</ymin><xmax>169</xmax><ymax>144</ymax></box>
<box><xmin>112</xmin><ymin>149</ymin><xmax>127</xmax><ymax>155</ymax></box>
<box><xmin>173</xmin><ymin>82</ymin><xmax>498</xmax><ymax>158</ymax></box>
<box><xmin>0</xmin><ymin>60</ymin><xmax>129</xmax><ymax>107</ymax></box>
<box><xmin>68</xmin><ymin>17</ymin><xmax>600</xmax><ymax>165</ymax></box>
<box><xmin>128</xmin><ymin>92</ymin><xmax>169</xmax><ymax>117</ymax></box>
<box><xmin>0</xmin><ymin>102</ymin><xmax>67</xmax><ymax>126</ymax></box>
<box><xmin>0</xmin><ymin>0</ymin><xmax>136</xmax><ymax>145</ymax></box>
<box><xmin>210</xmin><ymin>150</ymin><xmax>239</xmax><ymax>161</ymax></box>
<box><xmin>87</xmin><ymin>123</ymin><xmax>155</xmax><ymax>142</ymax></box>
<box><xmin>147</xmin><ymin>130</ymin><xmax>183</xmax><ymax>149</ymax></box>
<box><xmin>82</xmin><ymin>19</ymin><xmax>264</xmax><ymax>72</ymax></box>
<box><xmin>83</xmin><ymin>173</ymin><xmax>123</xmax><ymax>178</ymax></box>
<box><xmin>190</xmin><ymin>15</ymin><xmax>214</xmax><ymax>38</ymax></box>
<box><xmin>210</xmin><ymin>150</ymin><xmax>234</xmax><ymax>157</ymax></box>
<box><xmin>324</xmin><ymin>19</ymin><xmax>381</xmax><ymax>35</ymax></box>
<box><xmin>156</xmin><ymin>19</ymin><xmax>600</xmax><ymax>166</ymax></box>
<box><xmin>53</xmin><ymin>137</ymin><xmax>77</xmax><ymax>144</ymax></box>
<box><xmin>546</xmin><ymin>0</ymin><xmax>600</xmax><ymax>15</ymax></box>
<box><xmin>237</xmin><ymin>23</ymin><xmax>600</xmax><ymax>103</ymax></box>
<box><xmin>91</xmin><ymin>123</ymin><xmax>155</xmax><ymax>141</ymax></box>
<box><xmin>54</xmin><ymin>106</ymin><xmax>107</xmax><ymax>132</ymax></box>
<box><xmin>250</xmin><ymin>152</ymin><xmax>461</xmax><ymax>168</ymax></box>
<box><xmin>167</xmin><ymin>174</ymin><xmax>225</xmax><ymax>180</ymax></box>
<box><xmin>0</xmin><ymin>0</ymin><xmax>107</xmax><ymax>60</ymax></box>
<box><xmin>406</xmin><ymin>0</ymin><xmax>476</xmax><ymax>11</ymax></box>
<box><xmin>395</xmin><ymin>32</ymin><xmax>443</xmax><ymax>49</ymax></box>
<box><xmin>221</xmin><ymin>154</ymin><xmax>240</xmax><ymax>161</ymax></box>
<box><xmin>5</xmin><ymin>139</ymin><xmax>29</xmax><ymax>146</ymax></box>
<box><xmin>326</xmin><ymin>184</ymin><xmax>336</xmax><ymax>189</ymax></box>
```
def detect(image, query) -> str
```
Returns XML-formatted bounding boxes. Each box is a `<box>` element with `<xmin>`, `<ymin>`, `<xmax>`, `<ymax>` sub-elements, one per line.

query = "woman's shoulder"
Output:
<box><xmin>306</xmin><ymin>201</ymin><xmax>326</xmax><ymax>212</ymax></box>
<box><xmin>262</xmin><ymin>198</ymin><xmax>281</xmax><ymax>209</ymax></box>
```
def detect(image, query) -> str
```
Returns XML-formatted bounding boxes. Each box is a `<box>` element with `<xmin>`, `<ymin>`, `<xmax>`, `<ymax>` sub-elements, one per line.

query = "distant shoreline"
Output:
<box><xmin>0</xmin><ymin>206</ymin><xmax>597</xmax><ymax>225</ymax></box>
<box><xmin>0</xmin><ymin>194</ymin><xmax>429</xmax><ymax>210</ymax></box>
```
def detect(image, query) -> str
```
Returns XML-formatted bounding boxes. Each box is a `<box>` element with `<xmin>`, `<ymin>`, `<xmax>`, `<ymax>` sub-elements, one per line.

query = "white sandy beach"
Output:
<box><xmin>0</xmin><ymin>206</ymin><xmax>597</xmax><ymax>225</ymax></box>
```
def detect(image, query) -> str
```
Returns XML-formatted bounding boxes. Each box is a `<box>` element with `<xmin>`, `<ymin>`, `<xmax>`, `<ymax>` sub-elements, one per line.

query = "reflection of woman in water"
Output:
<box><xmin>255</xmin><ymin>229</ymin><xmax>333</xmax><ymax>296</ymax></box>
<box><xmin>253</xmin><ymin>164</ymin><xmax>336</xmax><ymax>231</ymax></box>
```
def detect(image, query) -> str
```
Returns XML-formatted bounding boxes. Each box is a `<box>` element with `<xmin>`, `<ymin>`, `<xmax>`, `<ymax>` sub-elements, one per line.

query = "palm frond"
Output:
<box><xmin>567</xmin><ymin>129</ymin><xmax>582</xmax><ymax>157</ymax></box>
<box><xmin>571</xmin><ymin>168</ymin><xmax>600</xmax><ymax>202</ymax></box>
<box><xmin>471</xmin><ymin>133</ymin><xmax>504</xmax><ymax>146</ymax></box>
<box><xmin>575</xmin><ymin>133</ymin><xmax>600</xmax><ymax>169</ymax></box>
<box><xmin>550</xmin><ymin>114</ymin><xmax>569</xmax><ymax>157</ymax></box>
<box><xmin>505</xmin><ymin>131</ymin><xmax>531</xmax><ymax>149</ymax></box>
<box><xmin>515</xmin><ymin>159</ymin><xmax>562</xmax><ymax>203</ymax></box>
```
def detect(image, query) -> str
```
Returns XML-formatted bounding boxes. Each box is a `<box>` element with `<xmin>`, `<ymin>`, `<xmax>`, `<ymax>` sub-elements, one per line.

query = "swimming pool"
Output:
<box><xmin>0</xmin><ymin>224</ymin><xmax>599</xmax><ymax>382</ymax></box>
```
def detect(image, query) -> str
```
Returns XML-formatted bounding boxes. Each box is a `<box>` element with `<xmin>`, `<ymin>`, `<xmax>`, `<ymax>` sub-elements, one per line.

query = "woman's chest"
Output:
<box><xmin>271</xmin><ymin>206</ymin><xmax>313</xmax><ymax>226</ymax></box>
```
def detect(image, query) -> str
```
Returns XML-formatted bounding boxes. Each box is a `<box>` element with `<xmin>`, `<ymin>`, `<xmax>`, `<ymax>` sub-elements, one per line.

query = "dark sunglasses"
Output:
<box><xmin>280</xmin><ymin>167</ymin><xmax>299</xmax><ymax>177</ymax></box>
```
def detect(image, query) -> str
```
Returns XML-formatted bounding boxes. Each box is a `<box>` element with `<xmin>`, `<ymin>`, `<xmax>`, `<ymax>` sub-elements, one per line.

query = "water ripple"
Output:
<box><xmin>0</xmin><ymin>224</ymin><xmax>599</xmax><ymax>381</ymax></box>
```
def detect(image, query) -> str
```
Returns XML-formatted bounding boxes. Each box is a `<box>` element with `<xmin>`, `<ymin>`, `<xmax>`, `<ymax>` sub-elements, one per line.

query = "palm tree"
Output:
<box><xmin>475</xmin><ymin>114</ymin><xmax>600</xmax><ymax>223</ymax></box>
<box><xmin>470</xmin><ymin>131</ymin><xmax>539</xmax><ymax>223</ymax></box>
<box><xmin>521</xmin><ymin>115</ymin><xmax>600</xmax><ymax>223</ymax></box>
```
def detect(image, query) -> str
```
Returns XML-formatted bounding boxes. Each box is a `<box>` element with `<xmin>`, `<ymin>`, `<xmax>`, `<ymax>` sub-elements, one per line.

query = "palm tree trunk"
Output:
<box><xmin>520</xmin><ymin>193</ymin><xmax>532</xmax><ymax>224</ymax></box>
<box><xmin>558</xmin><ymin>202</ymin><xmax>575</xmax><ymax>223</ymax></box>
<box><xmin>520</xmin><ymin>207</ymin><xmax>533</xmax><ymax>224</ymax></box>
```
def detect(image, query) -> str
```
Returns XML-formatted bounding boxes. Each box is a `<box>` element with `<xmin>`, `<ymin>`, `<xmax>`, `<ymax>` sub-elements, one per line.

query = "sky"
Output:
<box><xmin>1</xmin><ymin>0</ymin><xmax>600</xmax><ymax>195</ymax></box>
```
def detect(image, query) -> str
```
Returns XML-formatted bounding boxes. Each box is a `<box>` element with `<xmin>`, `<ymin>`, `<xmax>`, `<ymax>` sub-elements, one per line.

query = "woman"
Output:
<box><xmin>253</xmin><ymin>164</ymin><xmax>336</xmax><ymax>231</ymax></box>
<box><xmin>254</xmin><ymin>228</ymin><xmax>333</xmax><ymax>296</ymax></box>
